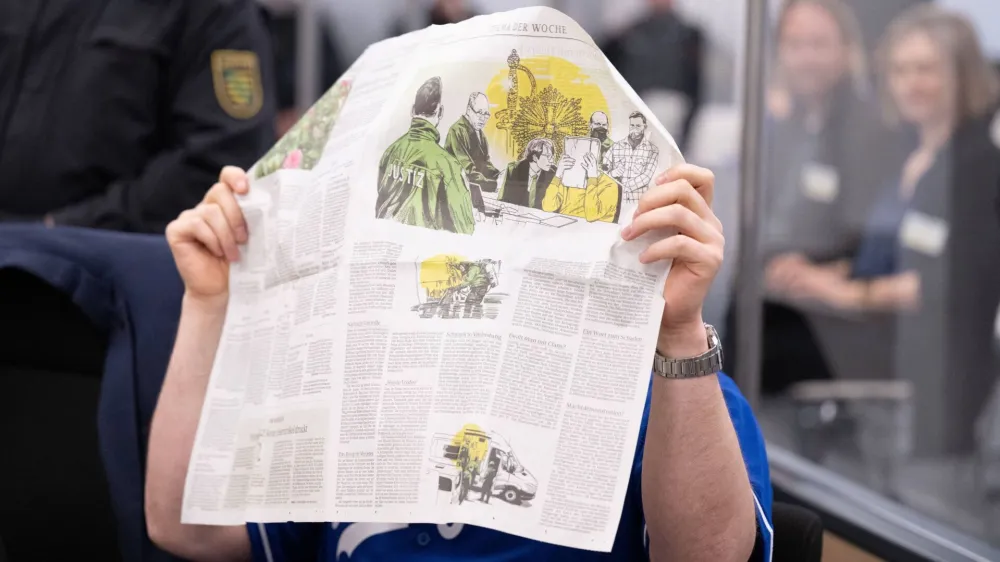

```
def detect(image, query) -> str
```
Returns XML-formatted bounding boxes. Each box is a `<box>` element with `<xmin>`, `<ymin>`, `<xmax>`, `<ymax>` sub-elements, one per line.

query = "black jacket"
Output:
<box><xmin>0</xmin><ymin>0</ymin><xmax>276</xmax><ymax>233</ymax></box>
<box><xmin>603</xmin><ymin>10</ymin><xmax>703</xmax><ymax>149</ymax></box>
<box><xmin>497</xmin><ymin>159</ymin><xmax>555</xmax><ymax>210</ymax></box>
<box><xmin>891</xmin><ymin>112</ymin><xmax>1000</xmax><ymax>455</ymax></box>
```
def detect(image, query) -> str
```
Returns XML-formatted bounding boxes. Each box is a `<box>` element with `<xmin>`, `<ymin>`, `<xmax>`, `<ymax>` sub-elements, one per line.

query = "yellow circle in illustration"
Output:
<box><xmin>449</xmin><ymin>423</ymin><xmax>489</xmax><ymax>469</ymax></box>
<box><xmin>484</xmin><ymin>54</ymin><xmax>609</xmax><ymax>161</ymax></box>
<box><xmin>419</xmin><ymin>254</ymin><xmax>467</xmax><ymax>300</ymax></box>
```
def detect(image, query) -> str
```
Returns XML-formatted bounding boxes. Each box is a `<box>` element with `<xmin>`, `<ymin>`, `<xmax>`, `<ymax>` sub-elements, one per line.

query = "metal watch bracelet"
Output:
<box><xmin>652</xmin><ymin>324</ymin><xmax>723</xmax><ymax>379</ymax></box>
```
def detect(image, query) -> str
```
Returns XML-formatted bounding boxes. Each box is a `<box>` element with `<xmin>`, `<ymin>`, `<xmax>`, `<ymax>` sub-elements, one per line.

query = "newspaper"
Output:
<box><xmin>181</xmin><ymin>7</ymin><xmax>683</xmax><ymax>552</ymax></box>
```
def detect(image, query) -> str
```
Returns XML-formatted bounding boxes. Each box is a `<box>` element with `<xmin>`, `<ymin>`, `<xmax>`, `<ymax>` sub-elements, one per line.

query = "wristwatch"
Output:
<box><xmin>652</xmin><ymin>324</ymin><xmax>723</xmax><ymax>379</ymax></box>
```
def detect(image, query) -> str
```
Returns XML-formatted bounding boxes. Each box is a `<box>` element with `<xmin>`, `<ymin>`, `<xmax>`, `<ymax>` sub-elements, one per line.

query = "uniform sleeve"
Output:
<box><xmin>445</xmin><ymin>123</ymin><xmax>499</xmax><ymax>193</ymax></box>
<box><xmin>445</xmin><ymin>124</ymin><xmax>475</xmax><ymax>175</ymax></box>
<box><xmin>50</xmin><ymin>0</ymin><xmax>276</xmax><ymax>233</ymax></box>
<box><xmin>247</xmin><ymin>521</ymin><xmax>323</xmax><ymax>562</ymax></box>
<box><xmin>629</xmin><ymin>373</ymin><xmax>774</xmax><ymax>562</ymax></box>
<box><xmin>443</xmin><ymin>162</ymin><xmax>476</xmax><ymax>235</ymax></box>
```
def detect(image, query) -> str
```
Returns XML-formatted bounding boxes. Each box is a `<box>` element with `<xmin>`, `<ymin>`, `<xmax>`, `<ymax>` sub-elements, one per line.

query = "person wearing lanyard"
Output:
<box><xmin>773</xmin><ymin>5</ymin><xmax>1000</xmax><ymax>456</ymax></box>
<box><xmin>724</xmin><ymin>0</ymin><xmax>893</xmax><ymax>394</ymax></box>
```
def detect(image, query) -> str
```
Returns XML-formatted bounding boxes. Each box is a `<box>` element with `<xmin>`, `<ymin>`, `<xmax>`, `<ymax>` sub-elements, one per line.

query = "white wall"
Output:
<box><xmin>323</xmin><ymin>0</ymin><xmax>554</xmax><ymax>63</ymax></box>
<box><xmin>937</xmin><ymin>0</ymin><xmax>1000</xmax><ymax>59</ymax></box>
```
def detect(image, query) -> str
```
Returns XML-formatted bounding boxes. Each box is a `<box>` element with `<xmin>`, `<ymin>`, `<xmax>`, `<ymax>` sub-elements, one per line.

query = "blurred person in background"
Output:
<box><xmin>0</xmin><ymin>0</ymin><xmax>276</xmax><ymax>234</ymax></box>
<box><xmin>392</xmin><ymin>0</ymin><xmax>477</xmax><ymax>37</ymax></box>
<box><xmin>725</xmin><ymin>0</ymin><xmax>893</xmax><ymax>394</ymax></box>
<box><xmin>772</xmin><ymin>4</ymin><xmax>1000</xmax><ymax>456</ymax></box>
<box><xmin>602</xmin><ymin>0</ymin><xmax>703</xmax><ymax>150</ymax></box>
<box><xmin>262</xmin><ymin>4</ymin><xmax>347</xmax><ymax>137</ymax></box>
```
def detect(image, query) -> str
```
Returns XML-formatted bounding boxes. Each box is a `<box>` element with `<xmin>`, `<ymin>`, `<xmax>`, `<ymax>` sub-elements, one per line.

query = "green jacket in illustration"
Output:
<box><xmin>444</xmin><ymin>115</ymin><xmax>500</xmax><ymax>193</ymax></box>
<box><xmin>461</xmin><ymin>262</ymin><xmax>495</xmax><ymax>291</ymax></box>
<box><xmin>376</xmin><ymin>118</ymin><xmax>475</xmax><ymax>235</ymax></box>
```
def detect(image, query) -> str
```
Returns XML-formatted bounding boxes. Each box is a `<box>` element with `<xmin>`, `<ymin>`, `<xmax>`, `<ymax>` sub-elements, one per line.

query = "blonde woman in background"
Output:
<box><xmin>777</xmin><ymin>5</ymin><xmax>1000</xmax><ymax>456</ymax></box>
<box><xmin>725</xmin><ymin>0</ymin><xmax>895</xmax><ymax>394</ymax></box>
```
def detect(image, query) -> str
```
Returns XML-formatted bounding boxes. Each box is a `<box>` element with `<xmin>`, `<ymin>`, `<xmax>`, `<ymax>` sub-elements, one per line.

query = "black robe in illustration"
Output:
<box><xmin>497</xmin><ymin>159</ymin><xmax>555</xmax><ymax>210</ymax></box>
<box><xmin>445</xmin><ymin>115</ymin><xmax>501</xmax><ymax>193</ymax></box>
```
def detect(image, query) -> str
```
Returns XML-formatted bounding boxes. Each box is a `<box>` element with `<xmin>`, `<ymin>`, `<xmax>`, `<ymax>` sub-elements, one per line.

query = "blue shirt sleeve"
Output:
<box><xmin>634</xmin><ymin>372</ymin><xmax>774</xmax><ymax>562</ymax></box>
<box><xmin>247</xmin><ymin>521</ymin><xmax>323</xmax><ymax>562</ymax></box>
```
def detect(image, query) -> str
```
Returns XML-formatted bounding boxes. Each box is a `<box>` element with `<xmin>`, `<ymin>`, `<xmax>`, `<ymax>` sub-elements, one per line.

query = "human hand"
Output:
<box><xmin>583</xmin><ymin>152</ymin><xmax>598</xmax><ymax>178</ymax></box>
<box><xmin>620</xmin><ymin>164</ymin><xmax>724</xmax><ymax>355</ymax></box>
<box><xmin>882</xmin><ymin>271</ymin><xmax>921</xmax><ymax>311</ymax></box>
<box><xmin>783</xmin><ymin>271</ymin><xmax>854</xmax><ymax>308</ymax></box>
<box><xmin>765</xmin><ymin>253</ymin><xmax>812</xmax><ymax>295</ymax></box>
<box><xmin>557</xmin><ymin>155</ymin><xmax>575</xmax><ymax>177</ymax></box>
<box><xmin>165</xmin><ymin>166</ymin><xmax>249</xmax><ymax>310</ymax></box>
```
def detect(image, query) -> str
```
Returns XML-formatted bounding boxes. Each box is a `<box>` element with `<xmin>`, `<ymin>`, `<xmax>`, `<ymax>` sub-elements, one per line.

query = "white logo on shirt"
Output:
<box><xmin>333</xmin><ymin>522</ymin><xmax>466</xmax><ymax>558</ymax></box>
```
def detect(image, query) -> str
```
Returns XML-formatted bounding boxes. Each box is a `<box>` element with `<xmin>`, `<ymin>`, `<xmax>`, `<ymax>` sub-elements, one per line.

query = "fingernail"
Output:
<box><xmin>236</xmin><ymin>225</ymin><xmax>248</xmax><ymax>243</ymax></box>
<box><xmin>239</xmin><ymin>179</ymin><xmax>249</xmax><ymax>192</ymax></box>
<box><xmin>621</xmin><ymin>224</ymin><xmax>632</xmax><ymax>240</ymax></box>
<box><xmin>638</xmin><ymin>251</ymin><xmax>649</xmax><ymax>264</ymax></box>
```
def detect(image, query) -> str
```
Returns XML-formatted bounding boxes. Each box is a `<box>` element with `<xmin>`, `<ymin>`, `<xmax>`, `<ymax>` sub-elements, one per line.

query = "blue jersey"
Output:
<box><xmin>248</xmin><ymin>373</ymin><xmax>773</xmax><ymax>562</ymax></box>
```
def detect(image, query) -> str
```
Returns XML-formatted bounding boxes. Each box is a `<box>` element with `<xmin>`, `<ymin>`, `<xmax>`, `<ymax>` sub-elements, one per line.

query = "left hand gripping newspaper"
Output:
<box><xmin>181</xmin><ymin>7</ymin><xmax>683</xmax><ymax>552</ymax></box>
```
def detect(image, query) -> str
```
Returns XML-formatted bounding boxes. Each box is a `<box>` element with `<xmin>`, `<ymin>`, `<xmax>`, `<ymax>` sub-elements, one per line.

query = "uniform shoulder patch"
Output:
<box><xmin>211</xmin><ymin>50</ymin><xmax>264</xmax><ymax>119</ymax></box>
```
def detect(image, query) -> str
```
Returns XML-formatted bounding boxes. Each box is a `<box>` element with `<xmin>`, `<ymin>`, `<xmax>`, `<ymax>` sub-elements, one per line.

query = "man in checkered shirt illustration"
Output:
<box><xmin>603</xmin><ymin>111</ymin><xmax>660</xmax><ymax>203</ymax></box>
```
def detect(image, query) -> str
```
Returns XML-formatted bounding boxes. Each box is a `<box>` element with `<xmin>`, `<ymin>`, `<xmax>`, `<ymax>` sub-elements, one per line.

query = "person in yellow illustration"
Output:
<box><xmin>541</xmin><ymin>150</ymin><xmax>621</xmax><ymax>223</ymax></box>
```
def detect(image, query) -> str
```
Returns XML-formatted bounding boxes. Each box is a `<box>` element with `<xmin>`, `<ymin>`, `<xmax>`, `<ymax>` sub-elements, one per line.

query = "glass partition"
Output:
<box><xmin>728</xmin><ymin>0</ymin><xmax>1000</xmax><ymax>552</ymax></box>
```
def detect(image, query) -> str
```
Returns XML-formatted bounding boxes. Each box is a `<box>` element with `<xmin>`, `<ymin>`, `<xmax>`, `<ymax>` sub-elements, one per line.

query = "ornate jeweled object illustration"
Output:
<box><xmin>495</xmin><ymin>49</ymin><xmax>589</xmax><ymax>158</ymax></box>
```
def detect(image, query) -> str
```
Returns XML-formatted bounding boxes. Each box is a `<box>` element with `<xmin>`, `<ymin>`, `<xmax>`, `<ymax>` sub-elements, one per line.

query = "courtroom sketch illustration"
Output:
<box><xmin>428</xmin><ymin>424</ymin><xmax>537</xmax><ymax>507</ymax></box>
<box><xmin>255</xmin><ymin>79</ymin><xmax>352</xmax><ymax>179</ymax></box>
<box><xmin>446</xmin><ymin>92</ymin><xmax>502</xmax><ymax>194</ymax></box>
<box><xmin>602</xmin><ymin>111</ymin><xmax>660</xmax><ymax>203</ymax></box>
<box><xmin>374</xmin><ymin>50</ymin><xmax>663</xmax><ymax>234</ymax></box>
<box><xmin>376</xmin><ymin>77</ymin><xmax>477</xmax><ymax>235</ymax></box>
<box><xmin>412</xmin><ymin>255</ymin><xmax>504</xmax><ymax>319</ymax></box>
<box><xmin>497</xmin><ymin>138</ymin><xmax>556</xmax><ymax>209</ymax></box>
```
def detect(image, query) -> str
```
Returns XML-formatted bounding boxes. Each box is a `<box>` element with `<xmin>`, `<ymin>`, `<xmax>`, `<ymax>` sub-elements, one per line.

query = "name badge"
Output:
<box><xmin>801</xmin><ymin>163</ymin><xmax>839</xmax><ymax>203</ymax></box>
<box><xmin>899</xmin><ymin>211</ymin><xmax>949</xmax><ymax>257</ymax></box>
<box><xmin>990</xmin><ymin>109</ymin><xmax>1000</xmax><ymax>150</ymax></box>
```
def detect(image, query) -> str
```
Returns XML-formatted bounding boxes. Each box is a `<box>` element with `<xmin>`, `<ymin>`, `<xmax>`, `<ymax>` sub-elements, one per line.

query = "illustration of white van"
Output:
<box><xmin>428</xmin><ymin>429</ymin><xmax>538</xmax><ymax>505</ymax></box>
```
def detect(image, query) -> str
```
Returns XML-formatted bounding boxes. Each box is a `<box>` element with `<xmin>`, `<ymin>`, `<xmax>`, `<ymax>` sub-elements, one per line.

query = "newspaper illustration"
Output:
<box><xmin>181</xmin><ymin>7</ymin><xmax>683</xmax><ymax>553</ymax></box>
<box><xmin>561</xmin><ymin>136</ymin><xmax>601</xmax><ymax>188</ymax></box>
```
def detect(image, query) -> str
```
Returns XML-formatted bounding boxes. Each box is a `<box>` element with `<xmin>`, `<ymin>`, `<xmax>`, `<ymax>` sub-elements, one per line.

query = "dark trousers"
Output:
<box><xmin>724</xmin><ymin>301</ymin><xmax>834</xmax><ymax>395</ymax></box>
<box><xmin>481</xmin><ymin>478</ymin><xmax>494</xmax><ymax>503</ymax></box>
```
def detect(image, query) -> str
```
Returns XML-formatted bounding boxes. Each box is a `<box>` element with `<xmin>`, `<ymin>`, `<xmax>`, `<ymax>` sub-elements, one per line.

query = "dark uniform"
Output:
<box><xmin>0</xmin><ymin>0</ymin><xmax>275</xmax><ymax>233</ymax></box>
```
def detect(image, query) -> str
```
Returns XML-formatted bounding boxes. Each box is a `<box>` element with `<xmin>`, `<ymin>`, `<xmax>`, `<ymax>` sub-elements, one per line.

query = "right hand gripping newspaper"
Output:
<box><xmin>182</xmin><ymin>7</ymin><xmax>684</xmax><ymax>552</ymax></box>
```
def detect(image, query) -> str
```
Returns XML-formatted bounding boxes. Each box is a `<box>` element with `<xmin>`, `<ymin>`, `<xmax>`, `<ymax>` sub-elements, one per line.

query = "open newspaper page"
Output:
<box><xmin>182</xmin><ymin>7</ymin><xmax>683</xmax><ymax>552</ymax></box>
